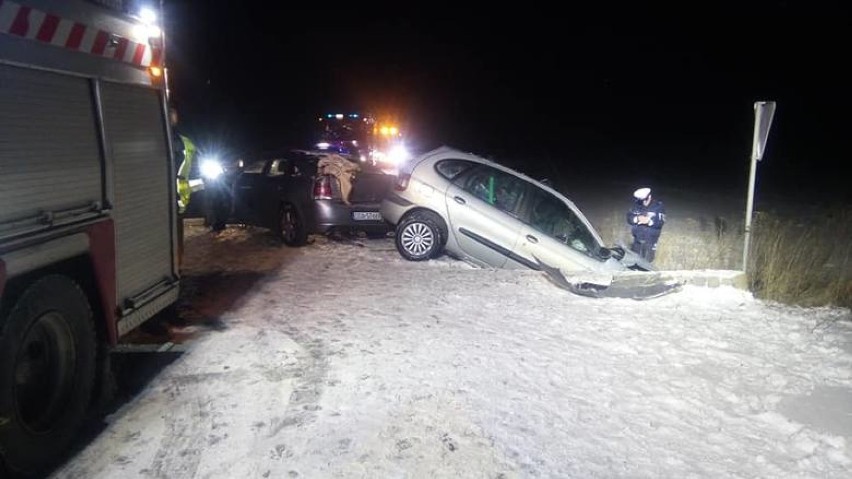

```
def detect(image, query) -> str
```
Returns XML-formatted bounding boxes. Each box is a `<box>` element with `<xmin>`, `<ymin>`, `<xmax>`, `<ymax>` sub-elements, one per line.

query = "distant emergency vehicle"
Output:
<box><xmin>315</xmin><ymin>112</ymin><xmax>411</xmax><ymax>170</ymax></box>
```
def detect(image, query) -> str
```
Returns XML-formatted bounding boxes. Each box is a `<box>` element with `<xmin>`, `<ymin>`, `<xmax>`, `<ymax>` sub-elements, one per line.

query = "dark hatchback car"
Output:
<box><xmin>216</xmin><ymin>150</ymin><xmax>394</xmax><ymax>245</ymax></box>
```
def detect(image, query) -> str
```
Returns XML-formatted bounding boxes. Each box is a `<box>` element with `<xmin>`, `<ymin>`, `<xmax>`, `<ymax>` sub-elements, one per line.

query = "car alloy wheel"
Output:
<box><xmin>396</xmin><ymin>212</ymin><xmax>443</xmax><ymax>261</ymax></box>
<box><xmin>281</xmin><ymin>209</ymin><xmax>296</xmax><ymax>241</ymax></box>
<box><xmin>277</xmin><ymin>205</ymin><xmax>308</xmax><ymax>246</ymax></box>
<box><xmin>400</xmin><ymin>222</ymin><xmax>435</xmax><ymax>257</ymax></box>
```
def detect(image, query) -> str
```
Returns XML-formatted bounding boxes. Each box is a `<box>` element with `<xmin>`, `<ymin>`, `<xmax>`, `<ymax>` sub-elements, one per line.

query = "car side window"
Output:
<box><xmin>242</xmin><ymin>160</ymin><xmax>266</xmax><ymax>174</ymax></box>
<box><xmin>292</xmin><ymin>159</ymin><xmax>313</xmax><ymax>176</ymax></box>
<box><xmin>525</xmin><ymin>187</ymin><xmax>599</xmax><ymax>258</ymax></box>
<box><xmin>435</xmin><ymin>159</ymin><xmax>474</xmax><ymax>180</ymax></box>
<box><xmin>457</xmin><ymin>165</ymin><xmax>526</xmax><ymax>216</ymax></box>
<box><xmin>268</xmin><ymin>159</ymin><xmax>291</xmax><ymax>177</ymax></box>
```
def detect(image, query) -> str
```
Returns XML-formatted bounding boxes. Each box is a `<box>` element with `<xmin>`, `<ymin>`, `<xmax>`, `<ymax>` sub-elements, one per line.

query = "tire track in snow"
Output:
<box><xmin>147</xmin><ymin>372</ymin><xmax>229</xmax><ymax>478</ymax></box>
<box><xmin>267</xmin><ymin>327</ymin><xmax>329</xmax><ymax>438</ymax></box>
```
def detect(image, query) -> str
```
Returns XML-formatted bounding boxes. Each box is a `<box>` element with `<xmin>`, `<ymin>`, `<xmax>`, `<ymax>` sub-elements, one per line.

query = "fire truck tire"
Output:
<box><xmin>0</xmin><ymin>275</ymin><xmax>97</xmax><ymax>476</ymax></box>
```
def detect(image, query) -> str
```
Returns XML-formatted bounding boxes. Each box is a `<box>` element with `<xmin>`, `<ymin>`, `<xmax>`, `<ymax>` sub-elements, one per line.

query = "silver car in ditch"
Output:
<box><xmin>380</xmin><ymin>146</ymin><xmax>654</xmax><ymax>272</ymax></box>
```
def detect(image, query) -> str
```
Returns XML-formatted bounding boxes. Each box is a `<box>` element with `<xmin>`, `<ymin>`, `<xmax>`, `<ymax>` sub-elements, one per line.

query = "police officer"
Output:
<box><xmin>626</xmin><ymin>187</ymin><xmax>666</xmax><ymax>263</ymax></box>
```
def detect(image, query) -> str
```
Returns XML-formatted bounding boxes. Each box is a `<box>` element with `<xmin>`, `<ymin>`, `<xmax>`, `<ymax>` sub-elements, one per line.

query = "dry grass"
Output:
<box><xmin>541</xmin><ymin>164</ymin><xmax>849</xmax><ymax>309</ymax></box>
<box><xmin>747</xmin><ymin>209</ymin><xmax>852</xmax><ymax>308</ymax></box>
<box><xmin>595</xmin><ymin>212</ymin><xmax>742</xmax><ymax>271</ymax></box>
<box><xmin>590</xmin><ymin>205</ymin><xmax>851</xmax><ymax>309</ymax></box>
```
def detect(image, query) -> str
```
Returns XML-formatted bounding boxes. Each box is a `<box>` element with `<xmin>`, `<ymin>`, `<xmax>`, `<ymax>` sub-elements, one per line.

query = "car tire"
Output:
<box><xmin>0</xmin><ymin>275</ymin><xmax>97</xmax><ymax>476</ymax></box>
<box><xmin>395</xmin><ymin>211</ymin><xmax>444</xmax><ymax>261</ymax></box>
<box><xmin>278</xmin><ymin>204</ymin><xmax>308</xmax><ymax>246</ymax></box>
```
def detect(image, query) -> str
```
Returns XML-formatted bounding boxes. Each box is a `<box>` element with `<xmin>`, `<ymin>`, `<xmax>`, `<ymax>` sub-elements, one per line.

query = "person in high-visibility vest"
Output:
<box><xmin>175</xmin><ymin>133</ymin><xmax>197</xmax><ymax>214</ymax></box>
<box><xmin>169</xmin><ymin>106</ymin><xmax>197</xmax><ymax>266</ymax></box>
<box><xmin>170</xmin><ymin>107</ymin><xmax>197</xmax><ymax>215</ymax></box>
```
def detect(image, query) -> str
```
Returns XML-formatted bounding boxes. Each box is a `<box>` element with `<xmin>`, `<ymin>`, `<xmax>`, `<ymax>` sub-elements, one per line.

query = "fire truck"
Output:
<box><xmin>0</xmin><ymin>0</ymin><xmax>177</xmax><ymax>475</ymax></box>
<box><xmin>315</xmin><ymin>112</ymin><xmax>411</xmax><ymax>171</ymax></box>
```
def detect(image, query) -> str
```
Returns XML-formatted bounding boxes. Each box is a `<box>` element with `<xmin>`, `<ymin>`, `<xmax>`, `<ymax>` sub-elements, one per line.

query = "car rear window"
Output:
<box><xmin>434</xmin><ymin>159</ymin><xmax>474</xmax><ymax>180</ymax></box>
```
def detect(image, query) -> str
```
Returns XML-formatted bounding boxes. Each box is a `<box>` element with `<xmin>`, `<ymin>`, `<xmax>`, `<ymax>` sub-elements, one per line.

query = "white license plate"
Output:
<box><xmin>353</xmin><ymin>211</ymin><xmax>382</xmax><ymax>221</ymax></box>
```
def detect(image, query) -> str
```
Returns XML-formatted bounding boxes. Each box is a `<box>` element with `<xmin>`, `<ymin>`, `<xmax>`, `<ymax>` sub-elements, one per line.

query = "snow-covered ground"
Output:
<box><xmin>52</xmin><ymin>224</ymin><xmax>852</xmax><ymax>478</ymax></box>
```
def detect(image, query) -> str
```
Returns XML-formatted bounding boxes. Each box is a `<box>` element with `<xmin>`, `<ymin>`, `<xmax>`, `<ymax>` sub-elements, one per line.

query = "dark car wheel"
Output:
<box><xmin>395</xmin><ymin>211</ymin><xmax>444</xmax><ymax>261</ymax></box>
<box><xmin>277</xmin><ymin>204</ymin><xmax>308</xmax><ymax>246</ymax></box>
<box><xmin>0</xmin><ymin>275</ymin><xmax>97</xmax><ymax>476</ymax></box>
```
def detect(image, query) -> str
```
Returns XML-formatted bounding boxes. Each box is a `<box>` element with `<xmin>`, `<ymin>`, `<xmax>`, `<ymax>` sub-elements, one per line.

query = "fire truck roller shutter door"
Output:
<box><xmin>0</xmin><ymin>64</ymin><xmax>102</xmax><ymax>236</ymax></box>
<box><xmin>100</xmin><ymin>82</ymin><xmax>174</xmax><ymax>305</ymax></box>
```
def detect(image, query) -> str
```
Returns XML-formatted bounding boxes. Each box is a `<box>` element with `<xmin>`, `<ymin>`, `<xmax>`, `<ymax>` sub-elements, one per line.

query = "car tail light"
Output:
<box><xmin>394</xmin><ymin>173</ymin><xmax>411</xmax><ymax>192</ymax></box>
<box><xmin>313</xmin><ymin>176</ymin><xmax>333</xmax><ymax>200</ymax></box>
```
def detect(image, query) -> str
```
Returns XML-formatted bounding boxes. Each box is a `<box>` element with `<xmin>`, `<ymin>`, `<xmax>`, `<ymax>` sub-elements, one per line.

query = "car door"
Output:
<box><xmin>444</xmin><ymin>164</ymin><xmax>527</xmax><ymax>268</ymax></box>
<box><xmin>515</xmin><ymin>186</ymin><xmax>608</xmax><ymax>272</ymax></box>
<box><xmin>232</xmin><ymin>160</ymin><xmax>270</xmax><ymax>225</ymax></box>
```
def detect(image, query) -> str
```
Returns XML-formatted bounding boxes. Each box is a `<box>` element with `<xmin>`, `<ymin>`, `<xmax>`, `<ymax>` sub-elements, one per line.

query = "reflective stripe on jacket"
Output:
<box><xmin>176</xmin><ymin>134</ymin><xmax>197</xmax><ymax>214</ymax></box>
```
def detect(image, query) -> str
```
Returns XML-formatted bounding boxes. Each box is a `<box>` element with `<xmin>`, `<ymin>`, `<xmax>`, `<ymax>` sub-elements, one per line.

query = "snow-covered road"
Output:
<box><xmin>52</xmin><ymin>225</ymin><xmax>852</xmax><ymax>478</ymax></box>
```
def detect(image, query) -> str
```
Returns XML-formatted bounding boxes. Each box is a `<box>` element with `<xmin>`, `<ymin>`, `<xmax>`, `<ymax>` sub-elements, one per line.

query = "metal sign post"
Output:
<box><xmin>742</xmin><ymin>101</ymin><xmax>777</xmax><ymax>273</ymax></box>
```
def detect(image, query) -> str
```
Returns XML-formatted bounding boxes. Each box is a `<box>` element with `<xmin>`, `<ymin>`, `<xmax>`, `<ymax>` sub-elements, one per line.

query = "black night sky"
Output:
<box><xmin>163</xmin><ymin>1</ymin><xmax>850</xmax><ymax>204</ymax></box>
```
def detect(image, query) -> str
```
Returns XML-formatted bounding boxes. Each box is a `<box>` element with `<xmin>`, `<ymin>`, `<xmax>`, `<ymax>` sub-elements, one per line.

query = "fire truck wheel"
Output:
<box><xmin>277</xmin><ymin>204</ymin><xmax>308</xmax><ymax>246</ymax></box>
<box><xmin>0</xmin><ymin>275</ymin><xmax>97</xmax><ymax>476</ymax></box>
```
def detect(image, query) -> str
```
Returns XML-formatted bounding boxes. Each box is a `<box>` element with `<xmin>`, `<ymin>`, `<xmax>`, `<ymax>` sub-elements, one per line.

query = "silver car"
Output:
<box><xmin>380</xmin><ymin>146</ymin><xmax>654</xmax><ymax>272</ymax></box>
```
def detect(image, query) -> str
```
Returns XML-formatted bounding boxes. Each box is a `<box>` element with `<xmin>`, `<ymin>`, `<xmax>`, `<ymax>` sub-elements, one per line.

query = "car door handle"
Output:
<box><xmin>526</xmin><ymin>234</ymin><xmax>539</xmax><ymax>244</ymax></box>
<box><xmin>454</xmin><ymin>196</ymin><xmax>466</xmax><ymax>205</ymax></box>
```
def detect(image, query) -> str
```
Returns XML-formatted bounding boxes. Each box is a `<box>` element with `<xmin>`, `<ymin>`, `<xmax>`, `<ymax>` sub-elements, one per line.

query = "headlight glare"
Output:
<box><xmin>200</xmin><ymin>159</ymin><xmax>224</xmax><ymax>179</ymax></box>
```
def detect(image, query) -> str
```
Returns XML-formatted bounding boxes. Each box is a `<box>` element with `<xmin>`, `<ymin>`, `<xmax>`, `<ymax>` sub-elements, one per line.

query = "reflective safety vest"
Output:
<box><xmin>176</xmin><ymin>134</ymin><xmax>197</xmax><ymax>214</ymax></box>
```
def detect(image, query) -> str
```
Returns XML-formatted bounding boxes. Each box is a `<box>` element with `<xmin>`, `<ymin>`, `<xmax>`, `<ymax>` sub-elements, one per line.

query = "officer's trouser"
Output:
<box><xmin>631</xmin><ymin>238</ymin><xmax>656</xmax><ymax>263</ymax></box>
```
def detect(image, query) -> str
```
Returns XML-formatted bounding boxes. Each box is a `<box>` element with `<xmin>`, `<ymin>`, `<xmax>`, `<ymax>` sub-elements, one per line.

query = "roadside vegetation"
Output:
<box><xmin>499</xmin><ymin>159</ymin><xmax>849</xmax><ymax>310</ymax></box>
<box><xmin>597</xmin><ymin>207</ymin><xmax>851</xmax><ymax>309</ymax></box>
<box><xmin>747</xmin><ymin>209</ymin><xmax>851</xmax><ymax>309</ymax></box>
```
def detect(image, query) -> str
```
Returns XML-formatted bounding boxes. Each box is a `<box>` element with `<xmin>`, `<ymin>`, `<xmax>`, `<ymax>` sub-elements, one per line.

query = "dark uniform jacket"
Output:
<box><xmin>626</xmin><ymin>199</ymin><xmax>666</xmax><ymax>244</ymax></box>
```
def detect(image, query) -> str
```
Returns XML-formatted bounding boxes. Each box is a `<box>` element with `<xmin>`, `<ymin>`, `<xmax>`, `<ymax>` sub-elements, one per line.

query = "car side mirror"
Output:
<box><xmin>597</xmin><ymin>246</ymin><xmax>612</xmax><ymax>260</ymax></box>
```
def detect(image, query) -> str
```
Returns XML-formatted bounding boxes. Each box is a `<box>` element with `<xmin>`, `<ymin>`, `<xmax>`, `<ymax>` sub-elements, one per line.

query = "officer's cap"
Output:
<box><xmin>633</xmin><ymin>187</ymin><xmax>652</xmax><ymax>200</ymax></box>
